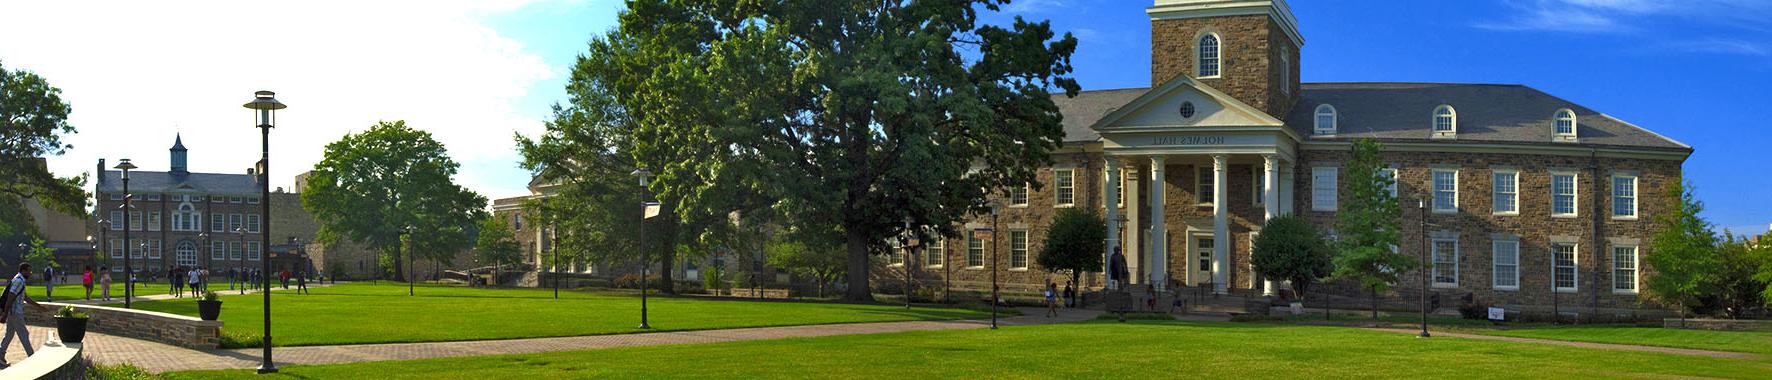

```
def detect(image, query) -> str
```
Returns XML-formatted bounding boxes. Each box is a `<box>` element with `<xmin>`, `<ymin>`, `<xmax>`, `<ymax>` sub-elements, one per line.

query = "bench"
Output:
<box><xmin>0</xmin><ymin>341</ymin><xmax>83</xmax><ymax>380</ymax></box>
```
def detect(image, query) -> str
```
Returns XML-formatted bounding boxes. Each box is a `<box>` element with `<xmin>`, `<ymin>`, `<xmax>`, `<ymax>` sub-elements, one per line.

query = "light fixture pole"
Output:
<box><xmin>197</xmin><ymin>231</ymin><xmax>209</xmax><ymax>289</ymax></box>
<box><xmin>988</xmin><ymin>199</ymin><xmax>1003</xmax><ymax>330</ymax></box>
<box><xmin>551</xmin><ymin>220</ymin><xmax>559</xmax><ymax>299</ymax></box>
<box><xmin>902</xmin><ymin>217</ymin><xmax>914</xmax><ymax>310</ymax></box>
<box><xmin>405</xmin><ymin>225</ymin><xmax>416</xmax><ymax>296</ymax></box>
<box><xmin>632</xmin><ymin>168</ymin><xmax>653</xmax><ymax>330</ymax></box>
<box><xmin>1414</xmin><ymin>194</ymin><xmax>1433</xmax><ymax>338</ymax></box>
<box><xmin>115</xmin><ymin>159</ymin><xmax>137</xmax><ymax>308</ymax></box>
<box><xmin>243</xmin><ymin>90</ymin><xmax>285</xmax><ymax>374</ymax></box>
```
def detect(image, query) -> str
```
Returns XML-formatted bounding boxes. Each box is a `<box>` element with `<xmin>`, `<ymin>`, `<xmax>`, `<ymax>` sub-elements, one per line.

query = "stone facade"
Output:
<box><xmin>1151</xmin><ymin>14</ymin><xmax>1299</xmax><ymax>118</ymax></box>
<box><xmin>26</xmin><ymin>302</ymin><xmax>223</xmax><ymax>349</ymax></box>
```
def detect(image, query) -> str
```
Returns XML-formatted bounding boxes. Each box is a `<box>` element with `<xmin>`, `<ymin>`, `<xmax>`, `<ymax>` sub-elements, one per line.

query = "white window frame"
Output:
<box><xmin>1551</xmin><ymin>171</ymin><xmax>1579</xmax><ymax>218</ymax></box>
<box><xmin>1114</xmin><ymin>169</ymin><xmax>1125</xmax><ymax>208</ymax></box>
<box><xmin>1197</xmin><ymin>33</ymin><xmax>1221</xmax><ymax>78</ymax></box>
<box><xmin>1612</xmin><ymin>174</ymin><xmax>1638</xmax><ymax>220</ymax></box>
<box><xmin>229</xmin><ymin>241</ymin><xmax>243</xmax><ymax>260</ymax></box>
<box><xmin>966</xmin><ymin>235</ymin><xmax>985</xmax><ymax>269</ymax></box>
<box><xmin>110</xmin><ymin>239</ymin><xmax>123</xmax><ymax>259</ymax></box>
<box><xmin>1553</xmin><ymin>243</ymin><xmax>1579</xmax><ymax>293</ymax></box>
<box><xmin>924</xmin><ymin>237</ymin><xmax>945</xmax><ymax>268</ymax></box>
<box><xmin>1009</xmin><ymin>229</ymin><xmax>1030</xmax><ymax>270</ymax></box>
<box><xmin>1381</xmin><ymin>167</ymin><xmax>1398</xmax><ymax>198</ymax></box>
<box><xmin>1009</xmin><ymin>183</ymin><xmax>1029</xmax><ymax>207</ymax></box>
<box><xmin>1431</xmin><ymin>169</ymin><xmax>1458</xmax><ymax>213</ymax></box>
<box><xmin>211</xmin><ymin>212</ymin><xmax>225</xmax><ymax>232</ymax></box>
<box><xmin>1612</xmin><ymin>245</ymin><xmax>1638</xmax><ymax>294</ymax></box>
<box><xmin>230</xmin><ymin>213</ymin><xmax>244</xmax><ymax>232</ymax></box>
<box><xmin>1279</xmin><ymin>45</ymin><xmax>1291</xmax><ymax>95</ymax></box>
<box><xmin>247</xmin><ymin>197</ymin><xmax>260</xmax><ymax>204</ymax></box>
<box><xmin>1431</xmin><ymin>237</ymin><xmax>1459</xmax><ymax>288</ymax></box>
<box><xmin>147</xmin><ymin>211</ymin><xmax>161</xmax><ymax>231</ymax></box>
<box><xmin>211</xmin><ymin>241</ymin><xmax>226</xmax><ymax>260</ymax></box>
<box><xmin>129</xmin><ymin>211</ymin><xmax>143</xmax><ymax>231</ymax></box>
<box><xmin>1195</xmin><ymin>166</ymin><xmax>1214</xmax><ymax>206</ymax></box>
<box><xmin>1492</xmin><ymin>240</ymin><xmax>1519</xmax><ymax>290</ymax></box>
<box><xmin>247</xmin><ymin>214</ymin><xmax>262</xmax><ymax>233</ymax></box>
<box><xmin>888</xmin><ymin>242</ymin><xmax>905</xmax><ymax>267</ymax></box>
<box><xmin>1053</xmin><ymin>169</ymin><xmax>1075</xmax><ymax>207</ymax></box>
<box><xmin>1251</xmin><ymin>166</ymin><xmax>1266</xmax><ymax>206</ymax></box>
<box><xmin>1313</xmin><ymin>104</ymin><xmax>1337</xmax><ymax>135</ymax></box>
<box><xmin>1492</xmin><ymin>169</ymin><xmax>1519</xmax><ymax>215</ymax></box>
<box><xmin>1311</xmin><ymin>167</ymin><xmax>1337</xmax><ymax>211</ymax></box>
<box><xmin>1432</xmin><ymin>105</ymin><xmax>1457</xmax><ymax>137</ymax></box>
<box><xmin>246</xmin><ymin>241</ymin><xmax>261</xmax><ymax>261</ymax></box>
<box><xmin>1554</xmin><ymin>109</ymin><xmax>1578</xmax><ymax>141</ymax></box>
<box><xmin>110</xmin><ymin>211</ymin><xmax>124</xmax><ymax>230</ymax></box>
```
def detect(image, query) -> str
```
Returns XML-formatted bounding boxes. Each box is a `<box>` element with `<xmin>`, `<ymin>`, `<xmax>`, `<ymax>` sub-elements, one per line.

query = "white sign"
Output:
<box><xmin>1487</xmin><ymin>307</ymin><xmax>1506</xmax><ymax>321</ymax></box>
<box><xmin>643</xmin><ymin>202</ymin><xmax>662</xmax><ymax>219</ymax></box>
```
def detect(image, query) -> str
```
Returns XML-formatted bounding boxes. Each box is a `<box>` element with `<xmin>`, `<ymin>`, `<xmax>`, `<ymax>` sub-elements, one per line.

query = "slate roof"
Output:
<box><xmin>1052</xmin><ymin>82</ymin><xmax>1690</xmax><ymax>152</ymax></box>
<box><xmin>96</xmin><ymin>171</ymin><xmax>260</xmax><ymax>195</ymax></box>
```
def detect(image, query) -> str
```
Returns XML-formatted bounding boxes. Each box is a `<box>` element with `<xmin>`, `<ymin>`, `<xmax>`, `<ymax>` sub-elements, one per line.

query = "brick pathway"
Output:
<box><xmin>1365</xmin><ymin>328</ymin><xmax>1760</xmax><ymax>360</ymax></box>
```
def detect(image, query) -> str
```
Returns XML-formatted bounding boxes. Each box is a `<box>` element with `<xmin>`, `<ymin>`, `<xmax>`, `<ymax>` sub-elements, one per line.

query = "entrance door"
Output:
<box><xmin>176</xmin><ymin>241</ymin><xmax>198</xmax><ymax>268</ymax></box>
<box><xmin>1191</xmin><ymin>234</ymin><xmax>1214</xmax><ymax>286</ymax></box>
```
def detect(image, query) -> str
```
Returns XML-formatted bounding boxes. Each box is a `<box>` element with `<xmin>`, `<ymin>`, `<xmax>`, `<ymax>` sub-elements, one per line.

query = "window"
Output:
<box><xmin>145</xmin><ymin>194</ymin><xmax>161</xmax><ymax>201</ymax></box>
<box><xmin>212</xmin><ymin>241</ymin><xmax>226</xmax><ymax>260</ymax></box>
<box><xmin>1432</xmin><ymin>105</ymin><xmax>1457</xmax><ymax>134</ymax></box>
<box><xmin>1197</xmin><ymin>33</ymin><xmax>1220</xmax><ymax>78</ymax></box>
<box><xmin>109</xmin><ymin>193</ymin><xmax>123</xmax><ymax>201</ymax></box>
<box><xmin>966</xmin><ymin>235</ymin><xmax>985</xmax><ymax>268</ymax></box>
<box><xmin>229</xmin><ymin>241</ymin><xmax>242</xmax><ymax>260</ymax></box>
<box><xmin>1432</xmin><ymin>169</ymin><xmax>1458</xmax><ymax>212</ymax></box>
<box><xmin>1114</xmin><ymin>169</ymin><xmax>1125</xmax><ymax>208</ymax></box>
<box><xmin>192</xmin><ymin>196</ymin><xmax>204</xmax><ymax>202</ymax></box>
<box><xmin>1552</xmin><ymin>172</ymin><xmax>1578</xmax><ymax>217</ymax></box>
<box><xmin>1314</xmin><ymin>104</ymin><xmax>1337</xmax><ymax>134</ymax></box>
<box><xmin>1492</xmin><ymin>240</ymin><xmax>1519</xmax><ymax>290</ymax></box>
<box><xmin>1380</xmin><ymin>168</ymin><xmax>1398</xmax><ymax>198</ymax></box>
<box><xmin>1279</xmin><ymin>45</ymin><xmax>1291</xmax><ymax>95</ymax></box>
<box><xmin>211</xmin><ymin>213</ymin><xmax>225</xmax><ymax>232</ymax></box>
<box><xmin>1009</xmin><ymin>184</ymin><xmax>1029</xmax><ymax>206</ymax></box>
<box><xmin>1311</xmin><ymin>167</ymin><xmax>1337</xmax><ymax>211</ymax></box>
<box><xmin>147</xmin><ymin>211</ymin><xmax>161</xmax><ymax>231</ymax></box>
<box><xmin>176</xmin><ymin>241</ymin><xmax>197</xmax><ymax>267</ymax></box>
<box><xmin>110</xmin><ymin>239</ymin><xmax>123</xmax><ymax>259</ymax></box>
<box><xmin>230</xmin><ymin>197</ymin><xmax>243</xmax><ymax>204</ymax></box>
<box><xmin>888</xmin><ymin>243</ymin><xmax>904</xmax><ymax>266</ymax></box>
<box><xmin>514</xmin><ymin>214</ymin><xmax>524</xmax><ymax>231</ymax></box>
<box><xmin>1432</xmin><ymin>238</ymin><xmax>1458</xmax><ymax>287</ymax></box>
<box><xmin>1612</xmin><ymin>175</ymin><xmax>1638</xmax><ymax>218</ymax></box>
<box><xmin>1198</xmin><ymin>237</ymin><xmax>1214</xmax><ymax>273</ymax></box>
<box><xmin>1053</xmin><ymin>169</ymin><xmax>1075</xmax><ymax>207</ymax></box>
<box><xmin>1613</xmin><ymin>246</ymin><xmax>1638</xmax><ymax>293</ymax></box>
<box><xmin>1196</xmin><ymin>166</ymin><xmax>1215</xmax><ymax>205</ymax></box>
<box><xmin>130</xmin><ymin>240</ymin><xmax>143</xmax><ymax>258</ymax></box>
<box><xmin>1493</xmin><ymin>170</ymin><xmax>1519</xmax><ymax>214</ymax></box>
<box><xmin>211</xmin><ymin>196</ymin><xmax>223</xmax><ymax>203</ymax></box>
<box><xmin>247</xmin><ymin>197</ymin><xmax>260</xmax><ymax>204</ymax></box>
<box><xmin>230</xmin><ymin>214</ymin><xmax>244</xmax><ymax>232</ymax></box>
<box><xmin>247</xmin><ymin>214</ymin><xmax>261</xmax><ymax>233</ymax></box>
<box><xmin>246</xmin><ymin>241</ymin><xmax>261</xmax><ymax>261</ymax></box>
<box><xmin>1553</xmin><ymin>244</ymin><xmax>1578</xmax><ymax>292</ymax></box>
<box><xmin>1010</xmin><ymin>230</ymin><xmax>1029</xmax><ymax>269</ymax></box>
<box><xmin>1252</xmin><ymin>166</ymin><xmax>1266</xmax><ymax>205</ymax></box>
<box><xmin>110</xmin><ymin>211</ymin><xmax>124</xmax><ymax>230</ymax></box>
<box><xmin>1554</xmin><ymin>109</ymin><xmax>1577</xmax><ymax>137</ymax></box>
<box><xmin>147</xmin><ymin>239</ymin><xmax>162</xmax><ymax>259</ymax></box>
<box><xmin>925</xmin><ymin>237</ymin><xmax>945</xmax><ymax>268</ymax></box>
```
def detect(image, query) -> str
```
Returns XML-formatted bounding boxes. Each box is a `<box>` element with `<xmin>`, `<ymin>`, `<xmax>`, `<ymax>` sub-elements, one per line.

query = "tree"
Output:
<box><xmin>594</xmin><ymin>0</ymin><xmax>1079</xmax><ymax>302</ymax></box>
<box><xmin>1328</xmin><ymin>138</ymin><xmax>1410</xmax><ymax>318</ymax></box>
<box><xmin>1643</xmin><ymin>178</ymin><xmax>1719</xmax><ymax>322</ymax></box>
<box><xmin>473</xmin><ymin>215</ymin><xmax>523</xmax><ymax>286</ymax></box>
<box><xmin>1252</xmin><ymin>215</ymin><xmax>1334</xmax><ymax>302</ymax></box>
<box><xmin>1</xmin><ymin>61</ymin><xmax>88</xmax><ymax>237</ymax></box>
<box><xmin>1752</xmin><ymin>231</ymin><xmax>1772</xmax><ymax>307</ymax></box>
<box><xmin>302</xmin><ymin>121</ymin><xmax>488</xmax><ymax>282</ymax></box>
<box><xmin>23</xmin><ymin>237</ymin><xmax>55</xmax><ymax>271</ymax></box>
<box><xmin>1037</xmin><ymin>208</ymin><xmax>1104</xmax><ymax>289</ymax></box>
<box><xmin>766</xmin><ymin>229</ymin><xmax>846</xmax><ymax>298</ymax></box>
<box><xmin>1704</xmin><ymin>232</ymin><xmax>1766</xmax><ymax>318</ymax></box>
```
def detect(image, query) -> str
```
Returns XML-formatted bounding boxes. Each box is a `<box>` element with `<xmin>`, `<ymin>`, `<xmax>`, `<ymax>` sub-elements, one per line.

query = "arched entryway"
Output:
<box><xmin>176</xmin><ymin>241</ymin><xmax>198</xmax><ymax>268</ymax></box>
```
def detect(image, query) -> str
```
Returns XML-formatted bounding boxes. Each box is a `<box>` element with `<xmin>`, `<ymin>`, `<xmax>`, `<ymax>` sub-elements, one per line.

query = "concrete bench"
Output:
<box><xmin>22</xmin><ymin>302</ymin><xmax>224</xmax><ymax>349</ymax></box>
<box><xmin>0</xmin><ymin>341</ymin><xmax>83</xmax><ymax>380</ymax></box>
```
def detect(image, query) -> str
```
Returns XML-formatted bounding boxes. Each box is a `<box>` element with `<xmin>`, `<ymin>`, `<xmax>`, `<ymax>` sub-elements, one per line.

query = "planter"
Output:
<box><xmin>55</xmin><ymin>316</ymin><xmax>87</xmax><ymax>343</ymax></box>
<box><xmin>197</xmin><ymin>300</ymin><xmax>222</xmax><ymax>321</ymax></box>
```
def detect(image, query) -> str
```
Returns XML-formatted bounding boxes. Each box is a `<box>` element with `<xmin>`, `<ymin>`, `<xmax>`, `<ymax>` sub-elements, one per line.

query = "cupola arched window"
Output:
<box><xmin>1554</xmin><ymin>109</ymin><xmax>1577</xmax><ymax>141</ymax></box>
<box><xmin>1314</xmin><ymin>104</ymin><xmax>1337</xmax><ymax>135</ymax></box>
<box><xmin>1198</xmin><ymin>33</ymin><xmax>1221</xmax><ymax>78</ymax></box>
<box><xmin>1432</xmin><ymin>105</ymin><xmax>1457</xmax><ymax>137</ymax></box>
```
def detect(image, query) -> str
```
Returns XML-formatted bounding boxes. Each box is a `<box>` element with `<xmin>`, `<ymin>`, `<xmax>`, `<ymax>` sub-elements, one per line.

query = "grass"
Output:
<box><xmin>161</xmin><ymin>320</ymin><xmax>1772</xmax><ymax>379</ymax></box>
<box><xmin>1253</xmin><ymin>312</ymin><xmax>1772</xmax><ymax>356</ymax></box>
<box><xmin>127</xmin><ymin>282</ymin><xmax>991</xmax><ymax>347</ymax></box>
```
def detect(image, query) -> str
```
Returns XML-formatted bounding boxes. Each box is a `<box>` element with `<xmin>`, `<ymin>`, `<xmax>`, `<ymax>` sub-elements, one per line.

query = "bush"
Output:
<box><xmin>613</xmin><ymin>274</ymin><xmax>667</xmax><ymax>290</ymax></box>
<box><xmin>1457</xmin><ymin>293</ymin><xmax>1489</xmax><ymax>320</ymax></box>
<box><xmin>88</xmin><ymin>363</ymin><xmax>161</xmax><ymax>380</ymax></box>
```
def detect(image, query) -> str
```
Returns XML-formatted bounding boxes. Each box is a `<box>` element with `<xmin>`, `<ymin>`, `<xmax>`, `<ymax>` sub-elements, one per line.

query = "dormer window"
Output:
<box><xmin>1198</xmin><ymin>33</ymin><xmax>1221</xmax><ymax>78</ymax></box>
<box><xmin>1313</xmin><ymin>104</ymin><xmax>1337</xmax><ymax>135</ymax></box>
<box><xmin>1554</xmin><ymin>109</ymin><xmax>1578</xmax><ymax>142</ymax></box>
<box><xmin>1432</xmin><ymin>105</ymin><xmax>1457</xmax><ymax>138</ymax></box>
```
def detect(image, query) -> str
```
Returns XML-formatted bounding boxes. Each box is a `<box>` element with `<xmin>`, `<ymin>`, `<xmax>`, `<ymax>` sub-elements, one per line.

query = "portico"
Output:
<box><xmin>1093</xmin><ymin>75</ymin><xmax>1301</xmax><ymax>295</ymax></box>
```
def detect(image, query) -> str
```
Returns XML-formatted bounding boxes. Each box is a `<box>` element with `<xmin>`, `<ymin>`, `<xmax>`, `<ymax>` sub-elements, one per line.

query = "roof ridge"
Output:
<box><xmin>1302</xmin><ymin>82</ymin><xmax>1525</xmax><ymax>87</ymax></box>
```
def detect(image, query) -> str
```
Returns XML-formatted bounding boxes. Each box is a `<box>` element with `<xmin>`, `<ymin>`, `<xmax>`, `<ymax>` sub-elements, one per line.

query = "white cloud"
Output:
<box><xmin>1001</xmin><ymin>0</ymin><xmax>1067</xmax><ymax>14</ymax></box>
<box><xmin>0</xmin><ymin>0</ymin><xmax>563</xmax><ymax>200</ymax></box>
<box><xmin>1475</xmin><ymin>1</ymin><xmax>1629</xmax><ymax>33</ymax></box>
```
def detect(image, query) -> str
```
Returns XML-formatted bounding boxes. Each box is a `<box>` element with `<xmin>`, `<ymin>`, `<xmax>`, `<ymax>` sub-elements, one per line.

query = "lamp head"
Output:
<box><xmin>630</xmin><ymin>168</ymin><xmax>652</xmax><ymax>186</ymax></box>
<box><xmin>243</xmin><ymin>90</ymin><xmax>287</xmax><ymax>128</ymax></box>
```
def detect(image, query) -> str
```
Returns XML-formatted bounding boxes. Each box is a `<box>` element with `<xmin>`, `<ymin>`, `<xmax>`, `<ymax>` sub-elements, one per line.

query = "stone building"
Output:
<box><xmin>892</xmin><ymin>0</ymin><xmax>1690</xmax><ymax>316</ymax></box>
<box><xmin>92</xmin><ymin>135</ymin><xmax>287</xmax><ymax>278</ymax></box>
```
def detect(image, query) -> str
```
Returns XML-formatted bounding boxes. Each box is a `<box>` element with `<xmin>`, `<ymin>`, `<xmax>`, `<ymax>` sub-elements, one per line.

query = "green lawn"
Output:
<box><xmin>129</xmin><ymin>282</ymin><xmax>991</xmax><ymax>347</ymax></box>
<box><xmin>25</xmin><ymin>282</ymin><xmax>131</xmax><ymax>301</ymax></box>
<box><xmin>162</xmin><ymin>321</ymin><xmax>1772</xmax><ymax>379</ymax></box>
<box><xmin>1478</xmin><ymin>326</ymin><xmax>1772</xmax><ymax>356</ymax></box>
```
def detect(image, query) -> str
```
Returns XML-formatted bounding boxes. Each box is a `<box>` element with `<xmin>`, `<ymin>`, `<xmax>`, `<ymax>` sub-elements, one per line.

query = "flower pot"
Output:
<box><xmin>197</xmin><ymin>300</ymin><xmax>223</xmax><ymax>321</ymax></box>
<box><xmin>55</xmin><ymin>316</ymin><xmax>88</xmax><ymax>343</ymax></box>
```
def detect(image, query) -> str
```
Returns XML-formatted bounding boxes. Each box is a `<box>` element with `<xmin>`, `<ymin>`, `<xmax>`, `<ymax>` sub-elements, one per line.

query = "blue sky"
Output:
<box><xmin>5</xmin><ymin>0</ymin><xmax>1766</xmax><ymax>234</ymax></box>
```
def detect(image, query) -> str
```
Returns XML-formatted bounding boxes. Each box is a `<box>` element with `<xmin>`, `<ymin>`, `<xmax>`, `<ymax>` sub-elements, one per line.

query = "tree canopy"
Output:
<box><xmin>473</xmin><ymin>215</ymin><xmax>523</xmax><ymax>275</ymax></box>
<box><xmin>582</xmin><ymin>0</ymin><xmax>1079</xmax><ymax>301</ymax></box>
<box><xmin>1328</xmin><ymin>139</ymin><xmax>1409</xmax><ymax>317</ymax></box>
<box><xmin>1252</xmin><ymin>215</ymin><xmax>1334</xmax><ymax>300</ymax></box>
<box><xmin>1644</xmin><ymin>178</ymin><xmax>1719</xmax><ymax>316</ymax></box>
<box><xmin>1</xmin><ymin>61</ymin><xmax>88</xmax><ymax>238</ymax></box>
<box><xmin>302</xmin><ymin>120</ymin><xmax>487</xmax><ymax>281</ymax></box>
<box><xmin>1037</xmin><ymin>208</ymin><xmax>1104</xmax><ymax>288</ymax></box>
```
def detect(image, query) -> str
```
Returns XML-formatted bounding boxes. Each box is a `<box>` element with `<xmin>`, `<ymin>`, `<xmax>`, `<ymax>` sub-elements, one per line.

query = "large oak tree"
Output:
<box><xmin>586</xmin><ymin>0</ymin><xmax>1079</xmax><ymax>301</ymax></box>
<box><xmin>1</xmin><ymin>61</ymin><xmax>88</xmax><ymax>239</ymax></box>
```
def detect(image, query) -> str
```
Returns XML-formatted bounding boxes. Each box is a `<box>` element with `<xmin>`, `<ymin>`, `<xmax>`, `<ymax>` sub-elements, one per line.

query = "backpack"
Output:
<box><xmin>0</xmin><ymin>280</ymin><xmax>21</xmax><ymax>323</ymax></box>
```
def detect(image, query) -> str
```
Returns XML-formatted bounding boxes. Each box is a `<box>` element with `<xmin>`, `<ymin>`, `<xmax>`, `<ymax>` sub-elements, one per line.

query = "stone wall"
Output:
<box><xmin>24</xmin><ymin>302</ymin><xmax>223</xmax><ymax>349</ymax></box>
<box><xmin>1151</xmin><ymin>14</ymin><xmax>1299</xmax><ymax>118</ymax></box>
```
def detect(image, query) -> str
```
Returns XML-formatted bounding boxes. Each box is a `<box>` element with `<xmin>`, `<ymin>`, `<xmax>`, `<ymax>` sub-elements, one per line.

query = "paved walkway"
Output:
<box><xmin>23</xmin><ymin>306</ymin><xmax>1099</xmax><ymax>373</ymax></box>
<box><xmin>1365</xmin><ymin>328</ymin><xmax>1760</xmax><ymax>360</ymax></box>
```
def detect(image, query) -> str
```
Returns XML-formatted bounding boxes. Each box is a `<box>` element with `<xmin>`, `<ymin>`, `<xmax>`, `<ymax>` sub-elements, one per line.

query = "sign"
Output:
<box><xmin>1149</xmin><ymin>136</ymin><xmax>1226</xmax><ymax>146</ymax></box>
<box><xmin>1487</xmin><ymin>307</ymin><xmax>1506</xmax><ymax>321</ymax></box>
<box><xmin>643</xmin><ymin>202</ymin><xmax>662</xmax><ymax>219</ymax></box>
<box><xmin>971</xmin><ymin>227</ymin><xmax>993</xmax><ymax>240</ymax></box>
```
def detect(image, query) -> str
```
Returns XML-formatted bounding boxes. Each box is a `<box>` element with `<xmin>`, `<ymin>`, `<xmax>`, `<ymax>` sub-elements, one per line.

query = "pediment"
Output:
<box><xmin>1090</xmin><ymin>75</ymin><xmax>1283</xmax><ymax>131</ymax></box>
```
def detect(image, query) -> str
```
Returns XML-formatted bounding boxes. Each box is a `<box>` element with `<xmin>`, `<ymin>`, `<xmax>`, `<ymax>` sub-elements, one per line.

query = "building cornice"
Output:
<box><xmin>1147</xmin><ymin>0</ymin><xmax>1304</xmax><ymax>47</ymax></box>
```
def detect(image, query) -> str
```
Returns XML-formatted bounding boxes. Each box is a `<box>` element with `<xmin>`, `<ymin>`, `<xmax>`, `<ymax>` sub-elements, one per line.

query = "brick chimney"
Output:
<box><xmin>96</xmin><ymin>159</ymin><xmax>106</xmax><ymax>184</ymax></box>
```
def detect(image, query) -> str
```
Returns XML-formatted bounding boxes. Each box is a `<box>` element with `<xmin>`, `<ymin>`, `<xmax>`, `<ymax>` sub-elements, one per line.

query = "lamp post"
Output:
<box><xmin>98</xmin><ymin>220</ymin><xmax>109</xmax><ymax>272</ymax></box>
<box><xmin>551</xmin><ymin>220</ymin><xmax>558</xmax><ymax>299</ymax></box>
<box><xmin>1413</xmin><ymin>194</ymin><xmax>1434</xmax><ymax>338</ymax></box>
<box><xmin>114</xmin><ymin>159</ymin><xmax>137</xmax><ymax>308</ymax></box>
<box><xmin>243</xmin><ymin>90</ymin><xmax>285</xmax><ymax>374</ymax></box>
<box><xmin>988</xmin><ymin>199</ymin><xmax>1003</xmax><ymax>330</ymax></box>
<box><xmin>632</xmin><ymin>168</ymin><xmax>653</xmax><ymax>330</ymax></box>
<box><xmin>235</xmin><ymin>227</ymin><xmax>247</xmax><ymax>293</ymax></box>
<box><xmin>197</xmin><ymin>231</ymin><xmax>209</xmax><ymax>289</ymax></box>
<box><xmin>404</xmin><ymin>225</ymin><xmax>416</xmax><ymax>296</ymax></box>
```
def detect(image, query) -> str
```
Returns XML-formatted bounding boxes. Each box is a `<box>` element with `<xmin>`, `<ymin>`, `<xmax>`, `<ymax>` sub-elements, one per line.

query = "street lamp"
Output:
<box><xmin>632</xmin><ymin>167</ymin><xmax>653</xmax><ymax>330</ymax></box>
<box><xmin>114</xmin><ymin>159</ymin><xmax>137</xmax><ymax>308</ymax></box>
<box><xmin>551</xmin><ymin>220</ymin><xmax>559</xmax><ymax>299</ymax></box>
<box><xmin>987</xmin><ymin>199</ymin><xmax>1003</xmax><ymax>330</ymax></box>
<box><xmin>197</xmin><ymin>231</ymin><xmax>209</xmax><ymax>290</ymax></box>
<box><xmin>243</xmin><ymin>90</ymin><xmax>285</xmax><ymax>374</ymax></box>
<box><xmin>404</xmin><ymin>225</ymin><xmax>416</xmax><ymax>296</ymax></box>
<box><xmin>235</xmin><ymin>227</ymin><xmax>247</xmax><ymax>293</ymax></box>
<box><xmin>1413</xmin><ymin>194</ymin><xmax>1434</xmax><ymax>338</ymax></box>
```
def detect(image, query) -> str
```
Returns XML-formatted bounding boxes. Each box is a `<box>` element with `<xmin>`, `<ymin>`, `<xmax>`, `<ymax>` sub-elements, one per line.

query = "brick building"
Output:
<box><xmin>892</xmin><ymin>0</ymin><xmax>1690</xmax><ymax>316</ymax></box>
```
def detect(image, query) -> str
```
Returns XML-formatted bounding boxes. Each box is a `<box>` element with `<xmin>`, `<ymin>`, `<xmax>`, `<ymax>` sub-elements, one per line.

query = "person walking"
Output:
<box><xmin>1063</xmin><ymin>281</ymin><xmax>1075</xmax><ymax>308</ymax></box>
<box><xmin>1144</xmin><ymin>284</ymin><xmax>1156</xmax><ymax>312</ymax></box>
<box><xmin>172</xmin><ymin>266</ymin><xmax>185</xmax><ymax>298</ymax></box>
<box><xmin>296</xmin><ymin>270</ymin><xmax>309</xmax><ymax>295</ymax></box>
<box><xmin>1</xmin><ymin>263</ymin><xmax>52</xmax><ymax>368</ymax></box>
<box><xmin>1044</xmin><ymin>281</ymin><xmax>1059</xmax><ymax>318</ymax></box>
<box><xmin>186</xmin><ymin>267</ymin><xmax>200</xmax><ymax>297</ymax></box>
<box><xmin>279</xmin><ymin>269</ymin><xmax>290</xmax><ymax>290</ymax></box>
<box><xmin>41</xmin><ymin>267</ymin><xmax>53</xmax><ymax>302</ymax></box>
<box><xmin>82</xmin><ymin>266</ymin><xmax>94</xmax><ymax>301</ymax></box>
<box><xmin>99</xmin><ymin>267</ymin><xmax>112</xmax><ymax>301</ymax></box>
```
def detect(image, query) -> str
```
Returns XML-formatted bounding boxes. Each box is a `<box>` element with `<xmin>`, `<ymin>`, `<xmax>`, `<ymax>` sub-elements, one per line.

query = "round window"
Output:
<box><xmin>1178</xmin><ymin>101</ymin><xmax>1196</xmax><ymax>118</ymax></box>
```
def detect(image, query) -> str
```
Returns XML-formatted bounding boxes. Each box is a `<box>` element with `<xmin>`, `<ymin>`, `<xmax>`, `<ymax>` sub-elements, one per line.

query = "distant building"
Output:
<box><xmin>92</xmin><ymin>135</ymin><xmax>283</xmax><ymax>275</ymax></box>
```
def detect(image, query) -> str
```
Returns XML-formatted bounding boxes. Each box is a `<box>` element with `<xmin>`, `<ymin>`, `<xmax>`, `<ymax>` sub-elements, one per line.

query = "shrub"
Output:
<box><xmin>56</xmin><ymin>305</ymin><xmax>87</xmax><ymax>319</ymax></box>
<box><xmin>1456</xmin><ymin>293</ymin><xmax>1489</xmax><ymax>320</ymax></box>
<box><xmin>201</xmin><ymin>291</ymin><xmax>220</xmax><ymax>302</ymax></box>
<box><xmin>613</xmin><ymin>274</ymin><xmax>666</xmax><ymax>290</ymax></box>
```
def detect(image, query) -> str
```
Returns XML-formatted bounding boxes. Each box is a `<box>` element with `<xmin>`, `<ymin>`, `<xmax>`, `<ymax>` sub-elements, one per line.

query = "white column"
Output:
<box><xmin>1124</xmin><ymin>163</ymin><xmax>1141</xmax><ymax>286</ymax></box>
<box><xmin>1212</xmin><ymin>154</ymin><xmax>1229</xmax><ymax>294</ymax></box>
<box><xmin>1262</xmin><ymin>155</ymin><xmax>1281</xmax><ymax>296</ymax></box>
<box><xmin>1149</xmin><ymin>156</ymin><xmax>1167</xmax><ymax>291</ymax></box>
<box><xmin>1103</xmin><ymin>156</ymin><xmax>1121</xmax><ymax>290</ymax></box>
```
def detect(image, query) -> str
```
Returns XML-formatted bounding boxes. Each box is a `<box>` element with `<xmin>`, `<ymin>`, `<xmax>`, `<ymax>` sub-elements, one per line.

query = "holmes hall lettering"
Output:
<box><xmin>1150</xmin><ymin>136</ymin><xmax>1225</xmax><ymax>146</ymax></box>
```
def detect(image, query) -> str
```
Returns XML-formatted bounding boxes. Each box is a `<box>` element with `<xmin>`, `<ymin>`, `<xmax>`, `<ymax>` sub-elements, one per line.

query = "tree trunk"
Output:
<box><xmin>843</xmin><ymin>227</ymin><xmax>872</xmax><ymax>302</ymax></box>
<box><xmin>1370</xmin><ymin>285</ymin><xmax>1379</xmax><ymax>320</ymax></box>
<box><xmin>658</xmin><ymin>247</ymin><xmax>676</xmax><ymax>295</ymax></box>
<box><xmin>390</xmin><ymin>250</ymin><xmax>405</xmax><ymax>282</ymax></box>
